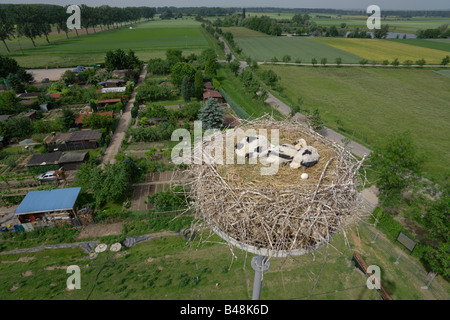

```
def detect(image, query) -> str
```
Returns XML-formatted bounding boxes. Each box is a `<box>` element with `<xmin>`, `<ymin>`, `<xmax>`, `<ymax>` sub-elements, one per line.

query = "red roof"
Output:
<box><xmin>50</xmin><ymin>93</ymin><xmax>62</xmax><ymax>98</ymax></box>
<box><xmin>203</xmin><ymin>90</ymin><xmax>222</xmax><ymax>99</ymax></box>
<box><xmin>98</xmin><ymin>98</ymin><xmax>121</xmax><ymax>104</ymax></box>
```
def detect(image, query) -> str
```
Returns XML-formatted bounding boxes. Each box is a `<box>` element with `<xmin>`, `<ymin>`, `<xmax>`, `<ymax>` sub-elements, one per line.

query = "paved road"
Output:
<box><xmin>101</xmin><ymin>64</ymin><xmax>147</xmax><ymax>166</ymax></box>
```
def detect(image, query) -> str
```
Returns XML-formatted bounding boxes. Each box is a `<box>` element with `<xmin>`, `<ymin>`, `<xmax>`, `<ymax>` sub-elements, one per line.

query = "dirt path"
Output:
<box><xmin>101</xmin><ymin>64</ymin><xmax>147</xmax><ymax>166</ymax></box>
<box><xmin>258</xmin><ymin>61</ymin><xmax>450</xmax><ymax>68</ymax></box>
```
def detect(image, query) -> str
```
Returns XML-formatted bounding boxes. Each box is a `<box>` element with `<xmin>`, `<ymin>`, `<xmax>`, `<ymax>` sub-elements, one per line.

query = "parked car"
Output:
<box><xmin>72</xmin><ymin>66</ymin><xmax>86</xmax><ymax>73</ymax></box>
<box><xmin>42</xmin><ymin>78</ymin><xmax>50</xmax><ymax>83</ymax></box>
<box><xmin>37</xmin><ymin>170</ymin><xmax>61</xmax><ymax>182</ymax></box>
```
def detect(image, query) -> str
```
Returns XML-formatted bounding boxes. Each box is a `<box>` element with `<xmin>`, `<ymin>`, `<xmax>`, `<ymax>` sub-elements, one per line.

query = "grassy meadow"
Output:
<box><xmin>311</xmin><ymin>38</ymin><xmax>450</xmax><ymax>64</ymax></box>
<box><xmin>1</xmin><ymin>221</ymin><xmax>447</xmax><ymax>300</ymax></box>
<box><xmin>234</xmin><ymin>36</ymin><xmax>363</xmax><ymax>63</ymax></box>
<box><xmin>388</xmin><ymin>38</ymin><xmax>450</xmax><ymax>52</ymax></box>
<box><xmin>6</xmin><ymin>19</ymin><xmax>209</xmax><ymax>68</ymax></box>
<box><xmin>260</xmin><ymin>65</ymin><xmax>450</xmax><ymax>180</ymax></box>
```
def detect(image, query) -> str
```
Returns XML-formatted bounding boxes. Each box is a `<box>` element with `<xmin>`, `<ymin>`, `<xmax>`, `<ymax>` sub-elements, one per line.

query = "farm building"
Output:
<box><xmin>203</xmin><ymin>90</ymin><xmax>223</xmax><ymax>103</ymax></box>
<box><xmin>47</xmin><ymin>129</ymin><xmax>102</xmax><ymax>152</ymax></box>
<box><xmin>14</xmin><ymin>187</ymin><xmax>82</xmax><ymax>229</ymax></box>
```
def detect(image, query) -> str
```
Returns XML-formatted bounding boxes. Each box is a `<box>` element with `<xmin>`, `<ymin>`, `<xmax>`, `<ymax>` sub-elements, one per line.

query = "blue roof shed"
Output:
<box><xmin>15</xmin><ymin>187</ymin><xmax>82</xmax><ymax>216</ymax></box>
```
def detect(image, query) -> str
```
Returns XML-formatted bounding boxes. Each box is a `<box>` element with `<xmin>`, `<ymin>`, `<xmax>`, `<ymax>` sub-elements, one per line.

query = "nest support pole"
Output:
<box><xmin>251</xmin><ymin>255</ymin><xmax>270</xmax><ymax>300</ymax></box>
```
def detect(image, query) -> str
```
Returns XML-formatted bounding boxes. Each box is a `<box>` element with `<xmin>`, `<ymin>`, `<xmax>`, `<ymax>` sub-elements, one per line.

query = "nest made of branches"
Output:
<box><xmin>180</xmin><ymin>117</ymin><xmax>366</xmax><ymax>258</ymax></box>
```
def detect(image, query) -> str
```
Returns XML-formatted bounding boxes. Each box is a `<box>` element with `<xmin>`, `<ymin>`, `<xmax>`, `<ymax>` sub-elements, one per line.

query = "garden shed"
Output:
<box><xmin>58</xmin><ymin>151</ymin><xmax>88</xmax><ymax>170</ymax></box>
<box><xmin>14</xmin><ymin>187</ymin><xmax>82</xmax><ymax>229</ymax></box>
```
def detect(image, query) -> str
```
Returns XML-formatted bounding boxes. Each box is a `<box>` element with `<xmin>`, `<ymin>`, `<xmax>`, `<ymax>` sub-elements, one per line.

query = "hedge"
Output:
<box><xmin>219</xmin><ymin>87</ymin><xmax>251</xmax><ymax>120</ymax></box>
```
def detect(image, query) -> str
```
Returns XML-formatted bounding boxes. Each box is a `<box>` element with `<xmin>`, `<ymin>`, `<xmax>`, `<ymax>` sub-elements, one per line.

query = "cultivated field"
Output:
<box><xmin>260</xmin><ymin>65</ymin><xmax>450</xmax><ymax>180</ymax></box>
<box><xmin>388</xmin><ymin>38</ymin><xmax>450</xmax><ymax>52</ymax></box>
<box><xmin>312</xmin><ymin>38</ymin><xmax>450</xmax><ymax>64</ymax></box>
<box><xmin>234</xmin><ymin>36</ymin><xmax>363</xmax><ymax>63</ymax></box>
<box><xmin>7</xmin><ymin>19</ymin><xmax>209</xmax><ymax>68</ymax></box>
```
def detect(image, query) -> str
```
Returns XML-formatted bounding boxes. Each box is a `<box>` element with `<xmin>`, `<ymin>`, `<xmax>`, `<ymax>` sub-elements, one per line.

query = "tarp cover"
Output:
<box><xmin>15</xmin><ymin>187</ymin><xmax>81</xmax><ymax>215</ymax></box>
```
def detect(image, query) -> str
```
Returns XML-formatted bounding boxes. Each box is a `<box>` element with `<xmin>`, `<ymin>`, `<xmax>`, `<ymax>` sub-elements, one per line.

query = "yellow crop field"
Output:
<box><xmin>312</xmin><ymin>38</ymin><xmax>450</xmax><ymax>64</ymax></box>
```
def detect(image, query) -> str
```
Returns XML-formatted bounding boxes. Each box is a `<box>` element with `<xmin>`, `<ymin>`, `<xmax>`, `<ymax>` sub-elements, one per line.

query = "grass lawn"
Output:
<box><xmin>234</xmin><ymin>36</ymin><xmax>363</xmax><ymax>63</ymax></box>
<box><xmin>261</xmin><ymin>65</ymin><xmax>450</xmax><ymax>180</ymax></box>
<box><xmin>0</xmin><ymin>221</ymin><xmax>447</xmax><ymax>300</ymax></box>
<box><xmin>312</xmin><ymin>38</ymin><xmax>450</xmax><ymax>64</ymax></box>
<box><xmin>216</xmin><ymin>67</ymin><xmax>284</xmax><ymax>119</ymax></box>
<box><xmin>7</xmin><ymin>19</ymin><xmax>209</xmax><ymax>68</ymax></box>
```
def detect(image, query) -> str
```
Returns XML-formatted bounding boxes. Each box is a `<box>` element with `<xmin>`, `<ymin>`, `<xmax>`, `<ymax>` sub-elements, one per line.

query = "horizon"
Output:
<box><xmin>1</xmin><ymin>1</ymin><xmax>450</xmax><ymax>11</ymax></box>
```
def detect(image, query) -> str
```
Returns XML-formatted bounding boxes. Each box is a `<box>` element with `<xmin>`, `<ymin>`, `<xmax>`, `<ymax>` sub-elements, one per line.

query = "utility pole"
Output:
<box><xmin>251</xmin><ymin>255</ymin><xmax>270</xmax><ymax>300</ymax></box>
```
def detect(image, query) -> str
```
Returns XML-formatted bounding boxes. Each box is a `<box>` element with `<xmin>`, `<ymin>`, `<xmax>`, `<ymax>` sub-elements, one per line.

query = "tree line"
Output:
<box><xmin>0</xmin><ymin>4</ymin><xmax>156</xmax><ymax>51</ymax></box>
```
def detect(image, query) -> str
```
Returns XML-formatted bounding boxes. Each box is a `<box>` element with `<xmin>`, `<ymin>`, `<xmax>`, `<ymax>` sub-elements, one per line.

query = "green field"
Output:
<box><xmin>260</xmin><ymin>65</ymin><xmax>450</xmax><ymax>180</ymax></box>
<box><xmin>312</xmin><ymin>38</ymin><xmax>450</xmax><ymax>64</ymax></box>
<box><xmin>234</xmin><ymin>36</ymin><xmax>363</xmax><ymax>63</ymax></box>
<box><xmin>388</xmin><ymin>38</ymin><xmax>450</xmax><ymax>52</ymax></box>
<box><xmin>245</xmin><ymin>12</ymin><xmax>450</xmax><ymax>33</ymax></box>
<box><xmin>6</xmin><ymin>19</ymin><xmax>209</xmax><ymax>68</ymax></box>
<box><xmin>1</xmin><ymin>221</ymin><xmax>448</xmax><ymax>300</ymax></box>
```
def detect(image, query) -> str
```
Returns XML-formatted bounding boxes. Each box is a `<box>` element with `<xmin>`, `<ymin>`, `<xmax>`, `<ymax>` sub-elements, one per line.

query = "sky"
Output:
<box><xmin>3</xmin><ymin>0</ymin><xmax>450</xmax><ymax>10</ymax></box>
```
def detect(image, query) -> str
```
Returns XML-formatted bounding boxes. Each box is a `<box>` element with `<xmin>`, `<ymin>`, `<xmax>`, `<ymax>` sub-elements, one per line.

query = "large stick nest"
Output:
<box><xmin>180</xmin><ymin>117</ymin><xmax>366</xmax><ymax>258</ymax></box>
